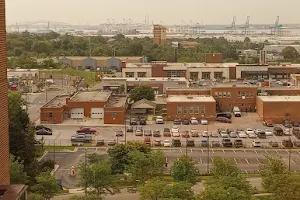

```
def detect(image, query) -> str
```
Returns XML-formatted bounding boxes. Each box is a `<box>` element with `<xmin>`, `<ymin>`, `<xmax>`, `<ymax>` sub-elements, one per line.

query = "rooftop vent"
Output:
<box><xmin>187</xmin><ymin>96</ymin><xmax>194</xmax><ymax>99</ymax></box>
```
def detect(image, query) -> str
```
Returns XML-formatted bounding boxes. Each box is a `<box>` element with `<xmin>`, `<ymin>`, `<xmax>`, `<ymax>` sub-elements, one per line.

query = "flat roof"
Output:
<box><xmin>43</xmin><ymin>95</ymin><xmax>68</xmax><ymax>108</ymax></box>
<box><xmin>127</xmin><ymin>77</ymin><xmax>187</xmax><ymax>82</ymax></box>
<box><xmin>167</xmin><ymin>95</ymin><xmax>216</xmax><ymax>103</ymax></box>
<box><xmin>71</xmin><ymin>91</ymin><xmax>111</xmax><ymax>102</ymax></box>
<box><xmin>106</xmin><ymin>95</ymin><xmax>127</xmax><ymax>107</ymax></box>
<box><xmin>258</xmin><ymin>96</ymin><xmax>300</xmax><ymax>102</ymax></box>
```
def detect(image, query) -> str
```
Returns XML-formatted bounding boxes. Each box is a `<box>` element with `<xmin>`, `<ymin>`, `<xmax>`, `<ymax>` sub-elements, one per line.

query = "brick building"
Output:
<box><xmin>153</xmin><ymin>25</ymin><xmax>167</xmax><ymax>45</ymax></box>
<box><xmin>166</xmin><ymin>95</ymin><xmax>216</xmax><ymax>121</ymax></box>
<box><xmin>0</xmin><ymin>0</ymin><xmax>28</xmax><ymax>199</ymax></box>
<box><xmin>166</xmin><ymin>88</ymin><xmax>210</xmax><ymax>96</ymax></box>
<box><xmin>256</xmin><ymin>96</ymin><xmax>300</xmax><ymax>123</ymax></box>
<box><xmin>40</xmin><ymin>91</ymin><xmax>127</xmax><ymax>125</ymax></box>
<box><xmin>211</xmin><ymin>85</ymin><xmax>257</xmax><ymax>112</ymax></box>
<box><xmin>205</xmin><ymin>53</ymin><xmax>223</xmax><ymax>63</ymax></box>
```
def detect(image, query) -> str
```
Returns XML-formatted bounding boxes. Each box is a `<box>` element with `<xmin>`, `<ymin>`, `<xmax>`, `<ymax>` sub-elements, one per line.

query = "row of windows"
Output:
<box><xmin>214</xmin><ymin>91</ymin><xmax>254</xmax><ymax>98</ymax></box>
<box><xmin>177</xmin><ymin>105</ymin><xmax>205</xmax><ymax>115</ymax></box>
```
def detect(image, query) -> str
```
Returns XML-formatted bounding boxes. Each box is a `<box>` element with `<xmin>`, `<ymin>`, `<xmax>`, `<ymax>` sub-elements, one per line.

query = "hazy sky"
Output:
<box><xmin>6</xmin><ymin>0</ymin><xmax>300</xmax><ymax>25</ymax></box>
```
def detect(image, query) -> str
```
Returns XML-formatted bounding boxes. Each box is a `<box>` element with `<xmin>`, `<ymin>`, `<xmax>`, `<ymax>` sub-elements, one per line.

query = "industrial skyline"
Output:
<box><xmin>6</xmin><ymin>0</ymin><xmax>300</xmax><ymax>25</ymax></box>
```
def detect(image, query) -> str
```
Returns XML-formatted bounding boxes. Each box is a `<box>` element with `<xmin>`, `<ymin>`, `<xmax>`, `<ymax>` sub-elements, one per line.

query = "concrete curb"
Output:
<box><xmin>51</xmin><ymin>164</ymin><xmax>60</xmax><ymax>175</ymax></box>
<box><xmin>37</xmin><ymin>150</ymin><xmax>49</xmax><ymax>162</ymax></box>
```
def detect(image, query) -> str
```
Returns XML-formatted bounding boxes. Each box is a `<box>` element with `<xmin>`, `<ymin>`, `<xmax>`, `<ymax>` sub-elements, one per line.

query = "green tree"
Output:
<box><xmin>138</xmin><ymin>177</ymin><xmax>167</xmax><ymax>200</ymax></box>
<box><xmin>78</xmin><ymin>160</ymin><xmax>118</xmax><ymax>196</ymax></box>
<box><xmin>282</xmin><ymin>46</ymin><xmax>299</xmax><ymax>59</ymax></box>
<box><xmin>129</xmin><ymin>85</ymin><xmax>155</xmax><ymax>102</ymax></box>
<box><xmin>10</xmin><ymin>154</ymin><xmax>29</xmax><ymax>184</ymax></box>
<box><xmin>171</xmin><ymin>155</ymin><xmax>199</xmax><ymax>185</ymax></box>
<box><xmin>199</xmin><ymin>157</ymin><xmax>253</xmax><ymax>200</ymax></box>
<box><xmin>164</xmin><ymin>182</ymin><xmax>194</xmax><ymax>200</ymax></box>
<box><xmin>119</xmin><ymin>84</ymin><xmax>125</xmax><ymax>94</ymax></box>
<box><xmin>67</xmin><ymin>194</ymin><xmax>102</xmax><ymax>200</ymax></box>
<box><xmin>108</xmin><ymin>142</ymin><xmax>151</xmax><ymax>174</ymax></box>
<box><xmin>32</xmin><ymin>171</ymin><xmax>60</xmax><ymax>200</ymax></box>
<box><xmin>27</xmin><ymin>193</ymin><xmax>44</xmax><ymax>200</ymax></box>
<box><xmin>126</xmin><ymin>150</ymin><xmax>165</xmax><ymax>184</ymax></box>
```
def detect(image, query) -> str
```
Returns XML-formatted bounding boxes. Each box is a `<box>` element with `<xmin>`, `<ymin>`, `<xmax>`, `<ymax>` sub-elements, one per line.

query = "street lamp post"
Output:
<box><xmin>206</xmin><ymin>122</ymin><xmax>209</xmax><ymax>174</ymax></box>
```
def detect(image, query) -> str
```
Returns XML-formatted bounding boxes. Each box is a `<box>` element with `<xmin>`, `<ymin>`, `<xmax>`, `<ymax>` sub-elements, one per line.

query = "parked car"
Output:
<box><xmin>200</xmin><ymin>119</ymin><xmax>208</xmax><ymax>125</ymax></box>
<box><xmin>211</xmin><ymin>131</ymin><xmax>219</xmax><ymax>138</ymax></box>
<box><xmin>35</xmin><ymin>125</ymin><xmax>52</xmax><ymax>132</ymax></box>
<box><xmin>181</xmin><ymin>131</ymin><xmax>190</xmax><ymax>138</ymax></box>
<box><xmin>234</xmin><ymin>139</ymin><xmax>243</xmax><ymax>148</ymax></box>
<box><xmin>190</xmin><ymin>128</ymin><xmax>199</xmax><ymax>137</ymax></box>
<box><xmin>172</xmin><ymin>130</ymin><xmax>180</xmax><ymax>137</ymax></box>
<box><xmin>130</xmin><ymin>118</ymin><xmax>138</xmax><ymax>125</ymax></box>
<box><xmin>187</xmin><ymin>139</ymin><xmax>195</xmax><ymax>147</ymax></box>
<box><xmin>201</xmin><ymin>140</ymin><xmax>209</xmax><ymax>147</ymax></box>
<box><xmin>269</xmin><ymin>141</ymin><xmax>279</xmax><ymax>148</ymax></box>
<box><xmin>202</xmin><ymin>131</ymin><xmax>209</xmax><ymax>137</ymax></box>
<box><xmin>248</xmin><ymin>132</ymin><xmax>257</xmax><ymax>139</ymax></box>
<box><xmin>257</xmin><ymin>131</ymin><xmax>267</xmax><ymax>139</ymax></box>
<box><xmin>238</xmin><ymin>131</ymin><xmax>247</xmax><ymax>138</ymax></box>
<box><xmin>153</xmin><ymin>130</ymin><xmax>161</xmax><ymax>137</ymax></box>
<box><xmin>135</xmin><ymin>129</ymin><xmax>143</xmax><ymax>136</ymax></box>
<box><xmin>36</xmin><ymin>129</ymin><xmax>52</xmax><ymax>135</ymax></box>
<box><xmin>233</xmin><ymin>106</ymin><xmax>241</xmax><ymax>117</ymax></box>
<box><xmin>71</xmin><ymin>135</ymin><xmax>92</xmax><ymax>143</ymax></box>
<box><xmin>263</xmin><ymin>120</ymin><xmax>274</xmax><ymax>127</ymax></box>
<box><xmin>293</xmin><ymin>141</ymin><xmax>300</xmax><ymax>147</ymax></box>
<box><xmin>182</xmin><ymin>119</ymin><xmax>190</xmax><ymax>125</ymax></box>
<box><xmin>126</xmin><ymin>126</ymin><xmax>134</xmax><ymax>132</ymax></box>
<box><xmin>156</xmin><ymin>116</ymin><xmax>164</xmax><ymax>124</ymax></box>
<box><xmin>163</xmin><ymin>128</ymin><xmax>171</xmax><ymax>137</ymax></box>
<box><xmin>108</xmin><ymin>139</ymin><xmax>116</xmax><ymax>146</ymax></box>
<box><xmin>229</xmin><ymin>131</ymin><xmax>238</xmax><ymax>138</ymax></box>
<box><xmin>264</xmin><ymin>129</ymin><xmax>273</xmax><ymax>136</ymax></box>
<box><xmin>77</xmin><ymin>127</ymin><xmax>98</xmax><ymax>135</ymax></box>
<box><xmin>212</xmin><ymin>141</ymin><xmax>221</xmax><ymax>147</ymax></box>
<box><xmin>144</xmin><ymin>130</ymin><xmax>152</xmax><ymax>137</ymax></box>
<box><xmin>222</xmin><ymin>139</ymin><xmax>233</xmax><ymax>147</ymax></box>
<box><xmin>273</xmin><ymin>127</ymin><xmax>284</xmax><ymax>136</ymax></box>
<box><xmin>252</xmin><ymin>141</ymin><xmax>262</xmax><ymax>148</ymax></box>
<box><xmin>144</xmin><ymin>137</ymin><xmax>151</xmax><ymax>146</ymax></box>
<box><xmin>154</xmin><ymin>139</ymin><xmax>162</xmax><ymax>146</ymax></box>
<box><xmin>284</xmin><ymin>128</ymin><xmax>292</xmax><ymax>136</ymax></box>
<box><xmin>216</xmin><ymin>112</ymin><xmax>232</xmax><ymax>119</ymax></box>
<box><xmin>163</xmin><ymin>140</ymin><xmax>171</xmax><ymax>147</ymax></box>
<box><xmin>190</xmin><ymin>117</ymin><xmax>199</xmax><ymax>125</ymax></box>
<box><xmin>96</xmin><ymin>139</ymin><xmax>105</xmax><ymax>146</ymax></box>
<box><xmin>173</xmin><ymin>119</ymin><xmax>182</xmax><ymax>125</ymax></box>
<box><xmin>139</xmin><ymin>117</ymin><xmax>147</xmax><ymax>125</ymax></box>
<box><xmin>283</xmin><ymin>120</ymin><xmax>292</xmax><ymax>128</ymax></box>
<box><xmin>255</xmin><ymin>129</ymin><xmax>263</xmax><ymax>134</ymax></box>
<box><xmin>282</xmin><ymin>139</ymin><xmax>293</xmax><ymax>148</ymax></box>
<box><xmin>172</xmin><ymin>139</ymin><xmax>181</xmax><ymax>147</ymax></box>
<box><xmin>293</xmin><ymin>128</ymin><xmax>300</xmax><ymax>139</ymax></box>
<box><xmin>220</xmin><ymin>130</ymin><xmax>228</xmax><ymax>138</ymax></box>
<box><xmin>115</xmin><ymin>130</ymin><xmax>124</xmax><ymax>137</ymax></box>
<box><xmin>293</xmin><ymin>121</ymin><xmax>300</xmax><ymax>127</ymax></box>
<box><xmin>246</xmin><ymin>128</ymin><xmax>255</xmax><ymax>135</ymax></box>
<box><xmin>216</xmin><ymin>117</ymin><xmax>231</xmax><ymax>123</ymax></box>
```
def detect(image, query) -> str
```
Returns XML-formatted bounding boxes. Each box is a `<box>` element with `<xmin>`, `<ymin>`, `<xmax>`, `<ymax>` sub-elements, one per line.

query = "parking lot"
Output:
<box><xmin>37</xmin><ymin>112</ymin><xmax>300</xmax><ymax>148</ymax></box>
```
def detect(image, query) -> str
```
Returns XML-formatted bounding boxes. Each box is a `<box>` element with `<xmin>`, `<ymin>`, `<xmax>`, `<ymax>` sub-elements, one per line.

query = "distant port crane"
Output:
<box><xmin>226</xmin><ymin>16</ymin><xmax>236</xmax><ymax>34</ymax></box>
<box><xmin>240</xmin><ymin>16</ymin><xmax>250</xmax><ymax>35</ymax></box>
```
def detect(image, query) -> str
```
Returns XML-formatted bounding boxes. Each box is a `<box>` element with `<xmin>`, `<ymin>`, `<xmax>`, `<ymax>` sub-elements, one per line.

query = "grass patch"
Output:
<box><xmin>44</xmin><ymin>146</ymin><xmax>75</xmax><ymax>151</ymax></box>
<box><xmin>43</xmin><ymin>67</ymin><xmax>99</xmax><ymax>86</ymax></box>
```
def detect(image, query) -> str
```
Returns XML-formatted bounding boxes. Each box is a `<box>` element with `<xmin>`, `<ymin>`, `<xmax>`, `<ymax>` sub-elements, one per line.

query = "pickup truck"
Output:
<box><xmin>71</xmin><ymin>135</ymin><xmax>93</xmax><ymax>143</ymax></box>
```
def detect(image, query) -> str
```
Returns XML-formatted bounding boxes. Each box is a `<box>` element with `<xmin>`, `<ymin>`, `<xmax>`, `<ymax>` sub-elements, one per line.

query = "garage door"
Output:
<box><xmin>70</xmin><ymin>108</ymin><xmax>84</xmax><ymax>119</ymax></box>
<box><xmin>91</xmin><ymin>108</ymin><xmax>104</xmax><ymax>119</ymax></box>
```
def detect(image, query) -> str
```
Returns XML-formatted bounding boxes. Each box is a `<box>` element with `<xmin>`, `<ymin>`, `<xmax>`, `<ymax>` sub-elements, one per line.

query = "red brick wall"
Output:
<box><xmin>151</xmin><ymin>64</ymin><xmax>167</xmax><ymax>77</ymax></box>
<box><xmin>40</xmin><ymin>107</ymin><xmax>64</xmax><ymax>124</ymax></box>
<box><xmin>67</xmin><ymin>101</ymin><xmax>106</xmax><ymax>118</ymax></box>
<box><xmin>229</xmin><ymin>67</ymin><xmax>237</xmax><ymax>79</ymax></box>
<box><xmin>104</xmin><ymin>107</ymin><xmax>125</xmax><ymax>124</ymax></box>
<box><xmin>166</xmin><ymin>102</ymin><xmax>216</xmax><ymax>121</ymax></box>
<box><xmin>205</xmin><ymin>53</ymin><xmax>223</xmax><ymax>63</ymax></box>
<box><xmin>0</xmin><ymin>0</ymin><xmax>10</xmax><ymax>185</ymax></box>
<box><xmin>211</xmin><ymin>87</ymin><xmax>257</xmax><ymax>112</ymax></box>
<box><xmin>256</xmin><ymin>97</ymin><xmax>264</xmax><ymax>121</ymax></box>
<box><xmin>166</xmin><ymin>89</ymin><xmax>210</xmax><ymax>96</ymax></box>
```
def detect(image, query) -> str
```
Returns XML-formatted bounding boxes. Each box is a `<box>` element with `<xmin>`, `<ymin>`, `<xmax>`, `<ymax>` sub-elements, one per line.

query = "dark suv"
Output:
<box><xmin>222</xmin><ymin>139</ymin><xmax>233</xmax><ymax>147</ymax></box>
<box><xmin>234</xmin><ymin>139</ymin><xmax>243</xmax><ymax>148</ymax></box>
<box><xmin>172</xmin><ymin>139</ymin><xmax>181</xmax><ymax>147</ymax></box>
<box><xmin>273</xmin><ymin>127</ymin><xmax>284</xmax><ymax>136</ymax></box>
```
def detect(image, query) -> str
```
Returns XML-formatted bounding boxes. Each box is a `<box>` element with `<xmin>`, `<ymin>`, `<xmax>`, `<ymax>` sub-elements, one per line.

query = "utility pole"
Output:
<box><xmin>185</xmin><ymin>137</ymin><xmax>188</xmax><ymax>156</ymax></box>
<box><xmin>84</xmin><ymin>148</ymin><xmax>87</xmax><ymax>196</ymax></box>
<box><xmin>206</xmin><ymin>122</ymin><xmax>210</xmax><ymax>174</ymax></box>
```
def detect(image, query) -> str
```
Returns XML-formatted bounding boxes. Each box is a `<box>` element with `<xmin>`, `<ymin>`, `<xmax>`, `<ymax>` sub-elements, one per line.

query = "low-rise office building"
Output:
<box><xmin>256</xmin><ymin>96</ymin><xmax>300</xmax><ymax>123</ymax></box>
<box><xmin>166</xmin><ymin>95</ymin><xmax>216</xmax><ymax>121</ymax></box>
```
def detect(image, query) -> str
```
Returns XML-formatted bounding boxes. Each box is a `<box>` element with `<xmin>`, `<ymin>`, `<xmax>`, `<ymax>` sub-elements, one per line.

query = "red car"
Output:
<box><xmin>263</xmin><ymin>120</ymin><xmax>273</xmax><ymax>127</ymax></box>
<box><xmin>76</xmin><ymin>127</ymin><xmax>98</xmax><ymax>135</ymax></box>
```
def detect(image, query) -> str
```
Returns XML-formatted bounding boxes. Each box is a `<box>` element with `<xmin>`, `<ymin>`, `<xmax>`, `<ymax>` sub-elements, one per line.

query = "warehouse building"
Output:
<box><xmin>256</xmin><ymin>96</ymin><xmax>300</xmax><ymax>123</ymax></box>
<box><xmin>40</xmin><ymin>91</ymin><xmax>127</xmax><ymax>124</ymax></box>
<box><xmin>166</xmin><ymin>95</ymin><xmax>216</xmax><ymax>121</ymax></box>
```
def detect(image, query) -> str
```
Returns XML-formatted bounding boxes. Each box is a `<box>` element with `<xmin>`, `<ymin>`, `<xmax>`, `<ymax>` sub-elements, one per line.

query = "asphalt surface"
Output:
<box><xmin>43</xmin><ymin>147</ymin><xmax>300</xmax><ymax>189</ymax></box>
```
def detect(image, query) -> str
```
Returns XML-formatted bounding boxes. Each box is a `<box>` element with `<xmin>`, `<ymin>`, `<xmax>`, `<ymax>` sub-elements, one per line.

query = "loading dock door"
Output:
<box><xmin>70</xmin><ymin>108</ymin><xmax>84</xmax><ymax>119</ymax></box>
<box><xmin>91</xmin><ymin>108</ymin><xmax>104</xmax><ymax>119</ymax></box>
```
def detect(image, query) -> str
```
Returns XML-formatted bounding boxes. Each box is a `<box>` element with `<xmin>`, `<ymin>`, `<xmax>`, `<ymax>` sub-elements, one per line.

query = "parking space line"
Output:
<box><xmin>234</xmin><ymin>158</ymin><xmax>238</xmax><ymax>165</ymax></box>
<box><xmin>275</xmin><ymin>150</ymin><xmax>279</xmax><ymax>155</ymax></box>
<box><xmin>233</xmin><ymin>149</ymin><xmax>236</xmax><ymax>154</ymax></box>
<box><xmin>265</xmin><ymin>150</ymin><xmax>268</xmax><ymax>154</ymax></box>
<box><xmin>291</xmin><ymin>159</ymin><xmax>296</xmax><ymax>165</ymax></box>
<box><xmin>256</xmin><ymin>158</ymin><xmax>260</xmax><ymax>163</ymax></box>
<box><xmin>211</xmin><ymin>157</ymin><xmax>214</xmax><ymax>162</ymax></box>
<box><xmin>297</xmin><ymin>150</ymin><xmax>300</xmax><ymax>155</ymax></box>
<box><xmin>212</xmin><ymin>149</ymin><xmax>214</xmax><ymax>153</ymax></box>
<box><xmin>180</xmin><ymin>149</ymin><xmax>183</xmax><ymax>154</ymax></box>
<box><xmin>243</xmin><ymin>150</ymin><xmax>247</xmax><ymax>153</ymax></box>
<box><xmin>201</xmin><ymin>149</ymin><xmax>203</xmax><ymax>153</ymax></box>
<box><xmin>199</xmin><ymin>158</ymin><xmax>203</xmax><ymax>164</ymax></box>
<box><xmin>245</xmin><ymin>158</ymin><xmax>249</xmax><ymax>165</ymax></box>
<box><xmin>245</xmin><ymin>170</ymin><xmax>248</xmax><ymax>174</ymax></box>
<box><xmin>286</xmin><ymin>150</ymin><xmax>290</xmax><ymax>154</ymax></box>
<box><xmin>190</xmin><ymin>149</ymin><xmax>193</xmax><ymax>153</ymax></box>
<box><xmin>254</xmin><ymin>150</ymin><xmax>258</xmax><ymax>154</ymax></box>
<box><xmin>222</xmin><ymin>149</ymin><xmax>225</xmax><ymax>153</ymax></box>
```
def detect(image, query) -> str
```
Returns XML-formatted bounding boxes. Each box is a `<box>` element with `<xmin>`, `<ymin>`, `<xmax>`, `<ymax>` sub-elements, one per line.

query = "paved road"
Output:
<box><xmin>43</xmin><ymin>147</ymin><xmax>300</xmax><ymax>189</ymax></box>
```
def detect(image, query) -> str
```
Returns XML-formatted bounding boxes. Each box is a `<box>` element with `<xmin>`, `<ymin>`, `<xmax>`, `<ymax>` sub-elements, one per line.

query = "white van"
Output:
<box><xmin>233</xmin><ymin>106</ymin><xmax>241</xmax><ymax>117</ymax></box>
